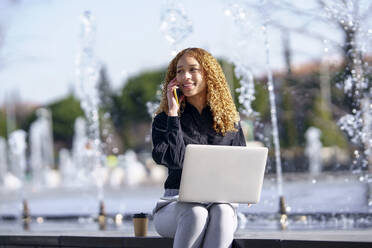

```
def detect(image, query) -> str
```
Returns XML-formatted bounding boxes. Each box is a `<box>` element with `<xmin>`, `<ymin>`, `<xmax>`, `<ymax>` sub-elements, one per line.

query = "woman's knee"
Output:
<box><xmin>178</xmin><ymin>205</ymin><xmax>209</xmax><ymax>228</ymax></box>
<box><xmin>209</xmin><ymin>204</ymin><xmax>236</xmax><ymax>220</ymax></box>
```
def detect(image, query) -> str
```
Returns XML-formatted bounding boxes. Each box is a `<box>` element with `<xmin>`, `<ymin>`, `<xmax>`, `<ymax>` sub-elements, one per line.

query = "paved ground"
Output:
<box><xmin>1</xmin><ymin>224</ymin><xmax>372</xmax><ymax>242</ymax></box>
<box><xmin>235</xmin><ymin>229</ymin><xmax>372</xmax><ymax>242</ymax></box>
<box><xmin>1</xmin><ymin>230</ymin><xmax>372</xmax><ymax>243</ymax></box>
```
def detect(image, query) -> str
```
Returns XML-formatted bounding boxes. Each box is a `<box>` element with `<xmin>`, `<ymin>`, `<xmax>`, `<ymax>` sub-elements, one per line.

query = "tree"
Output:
<box><xmin>96</xmin><ymin>65</ymin><xmax>124</xmax><ymax>154</ymax></box>
<box><xmin>97</xmin><ymin>65</ymin><xmax>113</xmax><ymax>111</ymax></box>
<box><xmin>49</xmin><ymin>95</ymin><xmax>84</xmax><ymax>148</ymax></box>
<box><xmin>309</xmin><ymin>95</ymin><xmax>348</xmax><ymax>148</ymax></box>
<box><xmin>258</xmin><ymin>0</ymin><xmax>371</xmax><ymax>108</ymax></box>
<box><xmin>0</xmin><ymin>110</ymin><xmax>6</xmax><ymax>137</ymax></box>
<box><xmin>258</xmin><ymin>0</ymin><xmax>371</xmax><ymax>64</ymax></box>
<box><xmin>111</xmin><ymin>69</ymin><xmax>165</xmax><ymax>151</ymax></box>
<box><xmin>278</xmin><ymin>77</ymin><xmax>299</xmax><ymax>148</ymax></box>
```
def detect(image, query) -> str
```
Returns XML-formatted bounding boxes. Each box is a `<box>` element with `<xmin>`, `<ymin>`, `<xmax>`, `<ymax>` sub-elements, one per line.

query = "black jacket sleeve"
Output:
<box><xmin>151</xmin><ymin>112</ymin><xmax>186</xmax><ymax>169</ymax></box>
<box><xmin>232</xmin><ymin>121</ymin><xmax>247</xmax><ymax>147</ymax></box>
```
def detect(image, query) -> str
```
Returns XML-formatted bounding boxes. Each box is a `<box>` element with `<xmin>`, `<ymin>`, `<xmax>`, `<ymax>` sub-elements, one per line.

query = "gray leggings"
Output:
<box><xmin>153</xmin><ymin>201</ymin><xmax>238</xmax><ymax>248</ymax></box>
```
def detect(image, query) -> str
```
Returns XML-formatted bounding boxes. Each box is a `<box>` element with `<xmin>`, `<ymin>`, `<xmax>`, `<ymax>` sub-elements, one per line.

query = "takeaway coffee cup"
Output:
<box><xmin>133</xmin><ymin>213</ymin><xmax>148</xmax><ymax>237</ymax></box>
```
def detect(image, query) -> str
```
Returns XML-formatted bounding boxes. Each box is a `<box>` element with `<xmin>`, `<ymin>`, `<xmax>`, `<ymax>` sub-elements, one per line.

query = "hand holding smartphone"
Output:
<box><xmin>173</xmin><ymin>88</ymin><xmax>183</xmax><ymax>106</ymax></box>
<box><xmin>167</xmin><ymin>78</ymin><xmax>183</xmax><ymax>116</ymax></box>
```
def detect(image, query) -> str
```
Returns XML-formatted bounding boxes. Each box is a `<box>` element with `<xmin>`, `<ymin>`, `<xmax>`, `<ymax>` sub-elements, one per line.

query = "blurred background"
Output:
<box><xmin>0</xmin><ymin>0</ymin><xmax>372</xmax><ymax>232</ymax></box>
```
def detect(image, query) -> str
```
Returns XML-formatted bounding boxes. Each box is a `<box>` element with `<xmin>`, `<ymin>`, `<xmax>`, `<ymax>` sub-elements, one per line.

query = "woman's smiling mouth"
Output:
<box><xmin>182</xmin><ymin>82</ymin><xmax>196</xmax><ymax>89</ymax></box>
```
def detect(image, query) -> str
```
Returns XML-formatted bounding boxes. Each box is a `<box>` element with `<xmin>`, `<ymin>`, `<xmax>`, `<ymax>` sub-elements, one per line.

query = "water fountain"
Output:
<box><xmin>223</xmin><ymin>0</ymin><xmax>372</xmax><ymax>232</ymax></box>
<box><xmin>75</xmin><ymin>10</ymin><xmax>107</xmax><ymax>229</ymax></box>
<box><xmin>225</xmin><ymin>0</ymin><xmax>287</xmax><ymax>228</ymax></box>
<box><xmin>56</xmin><ymin>117</ymin><xmax>99</xmax><ymax>188</ymax></box>
<box><xmin>224</xmin><ymin>2</ymin><xmax>267</xmax><ymax>146</ymax></box>
<box><xmin>8</xmin><ymin>130</ymin><xmax>27</xmax><ymax>190</ymax></box>
<box><xmin>118</xmin><ymin>151</ymin><xmax>147</xmax><ymax>187</ymax></box>
<box><xmin>160</xmin><ymin>0</ymin><xmax>193</xmax><ymax>56</ymax></box>
<box><xmin>58</xmin><ymin>148</ymin><xmax>75</xmax><ymax>187</ymax></box>
<box><xmin>319</xmin><ymin>1</ymin><xmax>371</xmax><ymax>173</ymax></box>
<box><xmin>29</xmin><ymin>108</ymin><xmax>55</xmax><ymax>189</ymax></box>
<box><xmin>305</xmin><ymin>127</ymin><xmax>323</xmax><ymax>177</ymax></box>
<box><xmin>235</xmin><ymin>64</ymin><xmax>259</xmax><ymax>119</ymax></box>
<box><xmin>71</xmin><ymin>117</ymin><xmax>90</xmax><ymax>186</ymax></box>
<box><xmin>234</xmin><ymin>63</ymin><xmax>262</xmax><ymax>144</ymax></box>
<box><xmin>8</xmin><ymin>130</ymin><xmax>29</xmax><ymax>229</ymax></box>
<box><xmin>321</xmin><ymin>0</ymin><xmax>372</xmax><ymax>209</ymax></box>
<box><xmin>146</xmin><ymin>86</ymin><xmax>162</xmax><ymax>119</ymax></box>
<box><xmin>0</xmin><ymin>137</ymin><xmax>7</xmax><ymax>187</ymax></box>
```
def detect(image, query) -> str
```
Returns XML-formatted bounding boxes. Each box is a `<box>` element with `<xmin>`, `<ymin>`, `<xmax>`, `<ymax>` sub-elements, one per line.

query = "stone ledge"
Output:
<box><xmin>1</xmin><ymin>235</ymin><xmax>372</xmax><ymax>248</ymax></box>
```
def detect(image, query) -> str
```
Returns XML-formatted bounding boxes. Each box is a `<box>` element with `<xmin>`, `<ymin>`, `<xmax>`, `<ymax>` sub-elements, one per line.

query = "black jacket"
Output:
<box><xmin>151</xmin><ymin>101</ymin><xmax>247</xmax><ymax>189</ymax></box>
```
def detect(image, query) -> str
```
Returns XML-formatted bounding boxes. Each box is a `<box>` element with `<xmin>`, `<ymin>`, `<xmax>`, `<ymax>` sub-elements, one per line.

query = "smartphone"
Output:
<box><xmin>173</xmin><ymin>88</ymin><xmax>183</xmax><ymax>105</ymax></box>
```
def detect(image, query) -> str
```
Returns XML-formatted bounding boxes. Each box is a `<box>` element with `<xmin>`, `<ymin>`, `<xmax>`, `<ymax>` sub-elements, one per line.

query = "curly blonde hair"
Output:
<box><xmin>156</xmin><ymin>48</ymin><xmax>239</xmax><ymax>135</ymax></box>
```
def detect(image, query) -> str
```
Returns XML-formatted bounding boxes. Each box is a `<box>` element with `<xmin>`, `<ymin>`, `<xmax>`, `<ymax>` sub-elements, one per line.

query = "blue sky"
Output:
<box><xmin>0</xmin><ymin>0</ymin><xmax>360</xmax><ymax>105</ymax></box>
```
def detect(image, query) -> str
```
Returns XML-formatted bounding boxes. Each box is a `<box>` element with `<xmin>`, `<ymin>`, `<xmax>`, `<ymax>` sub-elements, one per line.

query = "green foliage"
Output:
<box><xmin>330</xmin><ymin>71</ymin><xmax>347</xmax><ymax>108</ymax></box>
<box><xmin>48</xmin><ymin>95</ymin><xmax>84</xmax><ymax>147</ymax></box>
<box><xmin>116</xmin><ymin>70</ymin><xmax>164</xmax><ymax>121</ymax></box>
<box><xmin>279</xmin><ymin>77</ymin><xmax>298</xmax><ymax>148</ymax></box>
<box><xmin>251</xmin><ymin>82</ymin><xmax>270</xmax><ymax>120</ymax></box>
<box><xmin>309</xmin><ymin>95</ymin><xmax>348</xmax><ymax>148</ymax></box>
<box><xmin>0</xmin><ymin>110</ymin><xmax>6</xmax><ymax>138</ymax></box>
<box><xmin>98</xmin><ymin>66</ymin><xmax>113</xmax><ymax>111</ymax></box>
<box><xmin>219</xmin><ymin>59</ymin><xmax>238</xmax><ymax>105</ymax></box>
<box><xmin>21</xmin><ymin>111</ymin><xmax>37</xmax><ymax>135</ymax></box>
<box><xmin>286</xmin><ymin>72</ymin><xmax>321</xmax><ymax>146</ymax></box>
<box><xmin>112</xmin><ymin>69</ymin><xmax>165</xmax><ymax>150</ymax></box>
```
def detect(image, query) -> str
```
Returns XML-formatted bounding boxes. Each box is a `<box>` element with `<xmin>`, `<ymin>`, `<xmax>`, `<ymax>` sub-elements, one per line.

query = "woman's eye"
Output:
<box><xmin>177</xmin><ymin>70</ymin><xmax>182</xmax><ymax>74</ymax></box>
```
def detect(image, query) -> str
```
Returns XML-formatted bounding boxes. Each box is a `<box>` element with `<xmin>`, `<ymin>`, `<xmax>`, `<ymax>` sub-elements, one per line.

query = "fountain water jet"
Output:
<box><xmin>8</xmin><ymin>130</ymin><xmax>27</xmax><ymax>188</ymax></box>
<box><xmin>8</xmin><ymin>130</ymin><xmax>29</xmax><ymax>229</ymax></box>
<box><xmin>76</xmin><ymin>10</ymin><xmax>107</xmax><ymax>226</ymax></box>
<box><xmin>225</xmin><ymin>0</ymin><xmax>287</xmax><ymax>227</ymax></box>
<box><xmin>59</xmin><ymin>148</ymin><xmax>75</xmax><ymax>187</ymax></box>
<box><xmin>261</xmin><ymin>14</ymin><xmax>285</xmax><ymax>217</ymax></box>
<box><xmin>29</xmin><ymin>108</ymin><xmax>55</xmax><ymax>188</ymax></box>
<box><xmin>235</xmin><ymin>64</ymin><xmax>259</xmax><ymax>119</ymax></box>
<box><xmin>322</xmin><ymin>1</ymin><xmax>372</xmax><ymax>208</ymax></box>
<box><xmin>71</xmin><ymin>117</ymin><xmax>90</xmax><ymax>186</ymax></box>
<box><xmin>0</xmin><ymin>137</ymin><xmax>7</xmax><ymax>187</ymax></box>
<box><xmin>160</xmin><ymin>0</ymin><xmax>193</xmax><ymax>56</ymax></box>
<box><xmin>305</xmin><ymin>127</ymin><xmax>323</xmax><ymax>177</ymax></box>
<box><xmin>321</xmin><ymin>1</ymin><xmax>372</xmax><ymax>172</ymax></box>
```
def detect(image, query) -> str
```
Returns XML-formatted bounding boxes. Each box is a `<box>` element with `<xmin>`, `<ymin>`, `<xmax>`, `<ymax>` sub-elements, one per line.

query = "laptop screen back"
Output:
<box><xmin>178</xmin><ymin>144</ymin><xmax>268</xmax><ymax>204</ymax></box>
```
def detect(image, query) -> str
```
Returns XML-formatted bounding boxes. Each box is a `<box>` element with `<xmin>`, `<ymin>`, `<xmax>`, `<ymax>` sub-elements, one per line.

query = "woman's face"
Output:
<box><xmin>176</xmin><ymin>54</ymin><xmax>207</xmax><ymax>98</ymax></box>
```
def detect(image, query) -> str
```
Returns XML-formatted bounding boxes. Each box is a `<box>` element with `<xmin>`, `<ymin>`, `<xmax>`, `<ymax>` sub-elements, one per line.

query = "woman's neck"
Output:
<box><xmin>187</xmin><ymin>94</ymin><xmax>207</xmax><ymax>114</ymax></box>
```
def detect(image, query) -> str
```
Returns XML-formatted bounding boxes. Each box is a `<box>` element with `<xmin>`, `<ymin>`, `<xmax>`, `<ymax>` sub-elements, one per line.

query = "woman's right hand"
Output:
<box><xmin>167</xmin><ymin>78</ymin><xmax>183</xmax><ymax>116</ymax></box>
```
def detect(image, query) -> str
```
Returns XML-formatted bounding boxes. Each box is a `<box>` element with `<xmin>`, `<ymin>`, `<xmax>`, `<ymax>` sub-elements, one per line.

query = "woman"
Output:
<box><xmin>151</xmin><ymin>48</ymin><xmax>246</xmax><ymax>248</ymax></box>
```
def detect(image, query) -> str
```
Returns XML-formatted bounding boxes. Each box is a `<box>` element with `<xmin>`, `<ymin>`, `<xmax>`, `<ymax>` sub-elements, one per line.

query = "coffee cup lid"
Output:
<box><xmin>133</xmin><ymin>213</ymin><xmax>148</xmax><ymax>218</ymax></box>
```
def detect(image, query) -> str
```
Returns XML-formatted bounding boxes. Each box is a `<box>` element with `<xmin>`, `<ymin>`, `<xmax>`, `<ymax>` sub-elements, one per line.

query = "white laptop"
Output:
<box><xmin>178</xmin><ymin>144</ymin><xmax>268</xmax><ymax>204</ymax></box>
